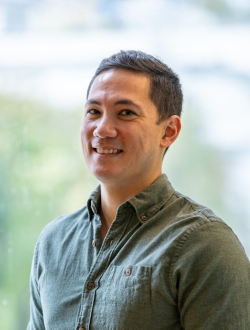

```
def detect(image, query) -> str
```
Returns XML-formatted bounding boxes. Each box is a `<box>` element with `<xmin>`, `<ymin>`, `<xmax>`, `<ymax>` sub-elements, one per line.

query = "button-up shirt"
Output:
<box><xmin>27</xmin><ymin>174</ymin><xmax>250</xmax><ymax>330</ymax></box>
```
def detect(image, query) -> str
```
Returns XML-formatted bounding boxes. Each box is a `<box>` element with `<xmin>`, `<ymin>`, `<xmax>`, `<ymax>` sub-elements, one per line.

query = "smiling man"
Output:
<box><xmin>27</xmin><ymin>50</ymin><xmax>250</xmax><ymax>330</ymax></box>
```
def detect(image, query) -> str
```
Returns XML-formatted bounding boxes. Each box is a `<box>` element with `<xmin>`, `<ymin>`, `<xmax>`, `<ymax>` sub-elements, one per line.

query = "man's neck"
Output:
<box><xmin>99</xmin><ymin>184</ymin><xmax>128</xmax><ymax>239</ymax></box>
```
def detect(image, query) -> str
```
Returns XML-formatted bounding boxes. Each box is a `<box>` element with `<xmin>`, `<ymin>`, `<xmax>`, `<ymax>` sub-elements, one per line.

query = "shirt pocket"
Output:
<box><xmin>103</xmin><ymin>265</ymin><xmax>152</xmax><ymax>328</ymax></box>
<box><xmin>108</xmin><ymin>264</ymin><xmax>151</xmax><ymax>289</ymax></box>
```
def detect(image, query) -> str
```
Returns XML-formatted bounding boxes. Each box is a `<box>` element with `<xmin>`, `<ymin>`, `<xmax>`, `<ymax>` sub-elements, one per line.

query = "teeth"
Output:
<box><xmin>96</xmin><ymin>148</ymin><xmax>120</xmax><ymax>154</ymax></box>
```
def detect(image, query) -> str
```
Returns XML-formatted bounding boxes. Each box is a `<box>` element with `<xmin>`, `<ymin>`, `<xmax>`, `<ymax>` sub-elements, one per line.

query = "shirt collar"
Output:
<box><xmin>87</xmin><ymin>174</ymin><xmax>175</xmax><ymax>223</ymax></box>
<box><xmin>87</xmin><ymin>185</ymin><xmax>101</xmax><ymax>219</ymax></box>
<box><xmin>128</xmin><ymin>174</ymin><xmax>175</xmax><ymax>224</ymax></box>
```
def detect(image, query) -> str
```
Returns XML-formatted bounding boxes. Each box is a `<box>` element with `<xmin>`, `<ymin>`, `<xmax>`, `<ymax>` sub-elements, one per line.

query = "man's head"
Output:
<box><xmin>81</xmin><ymin>51</ymin><xmax>182</xmax><ymax>190</ymax></box>
<box><xmin>87</xmin><ymin>50</ymin><xmax>183</xmax><ymax>124</ymax></box>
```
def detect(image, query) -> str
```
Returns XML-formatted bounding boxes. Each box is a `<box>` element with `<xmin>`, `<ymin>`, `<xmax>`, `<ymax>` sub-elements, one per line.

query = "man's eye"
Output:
<box><xmin>87</xmin><ymin>109</ymin><xmax>100</xmax><ymax>115</ymax></box>
<box><xmin>120</xmin><ymin>110</ymin><xmax>135</xmax><ymax>116</ymax></box>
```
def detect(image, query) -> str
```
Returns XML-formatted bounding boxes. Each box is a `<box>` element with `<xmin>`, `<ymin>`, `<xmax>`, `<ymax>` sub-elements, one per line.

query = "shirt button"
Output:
<box><xmin>87</xmin><ymin>282</ymin><xmax>95</xmax><ymax>290</ymax></box>
<box><xmin>125</xmin><ymin>268</ymin><xmax>132</xmax><ymax>276</ymax></box>
<box><xmin>92</xmin><ymin>240</ymin><xmax>96</xmax><ymax>247</ymax></box>
<box><xmin>141</xmin><ymin>215</ymin><xmax>147</xmax><ymax>221</ymax></box>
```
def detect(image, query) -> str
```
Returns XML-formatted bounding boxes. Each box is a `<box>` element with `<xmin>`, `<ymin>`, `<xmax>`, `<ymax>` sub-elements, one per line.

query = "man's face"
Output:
<box><xmin>81</xmin><ymin>69</ymin><xmax>169</xmax><ymax>189</ymax></box>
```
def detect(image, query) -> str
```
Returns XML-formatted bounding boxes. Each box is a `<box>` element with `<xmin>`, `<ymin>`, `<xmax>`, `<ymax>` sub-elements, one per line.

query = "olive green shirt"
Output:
<box><xmin>28</xmin><ymin>174</ymin><xmax>250</xmax><ymax>330</ymax></box>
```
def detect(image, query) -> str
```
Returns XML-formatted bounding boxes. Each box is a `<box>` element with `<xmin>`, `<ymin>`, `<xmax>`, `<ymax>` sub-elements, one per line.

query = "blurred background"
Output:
<box><xmin>0</xmin><ymin>0</ymin><xmax>250</xmax><ymax>328</ymax></box>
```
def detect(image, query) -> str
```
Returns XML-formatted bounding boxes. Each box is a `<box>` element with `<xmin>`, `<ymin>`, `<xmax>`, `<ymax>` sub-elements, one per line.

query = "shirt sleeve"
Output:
<box><xmin>27</xmin><ymin>241</ymin><xmax>46</xmax><ymax>330</ymax></box>
<box><xmin>170</xmin><ymin>220</ymin><xmax>250</xmax><ymax>330</ymax></box>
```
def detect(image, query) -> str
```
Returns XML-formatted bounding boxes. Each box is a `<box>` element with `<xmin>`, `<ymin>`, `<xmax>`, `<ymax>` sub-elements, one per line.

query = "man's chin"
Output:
<box><xmin>92</xmin><ymin>170</ymin><xmax>122</xmax><ymax>183</ymax></box>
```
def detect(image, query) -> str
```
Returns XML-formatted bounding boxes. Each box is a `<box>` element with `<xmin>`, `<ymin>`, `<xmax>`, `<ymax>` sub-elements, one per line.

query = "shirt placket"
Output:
<box><xmin>76</xmin><ymin>204</ymin><xmax>133</xmax><ymax>330</ymax></box>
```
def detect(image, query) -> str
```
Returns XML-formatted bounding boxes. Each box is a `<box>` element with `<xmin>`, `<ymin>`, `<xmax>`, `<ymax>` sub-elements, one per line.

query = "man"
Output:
<box><xmin>27</xmin><ymin>50</ymin><xmax>250</xmax><ymax>330</ymax></box>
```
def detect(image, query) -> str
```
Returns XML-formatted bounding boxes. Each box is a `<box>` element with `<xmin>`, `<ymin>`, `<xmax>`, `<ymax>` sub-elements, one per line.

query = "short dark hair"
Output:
<box><xmin>87</xmin><ymin>50</ymin><xmax>183</xmax><ymax>123</ymax></box>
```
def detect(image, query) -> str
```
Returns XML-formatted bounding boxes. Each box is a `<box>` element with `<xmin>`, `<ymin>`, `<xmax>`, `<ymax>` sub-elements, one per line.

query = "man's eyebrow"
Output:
<box><xmin>85</xmin><ymin>99</ymin><xmax>101</xmax><ymax>106</ymax></box>
<box><xmin>85</xmin><ymin>99</ymin><xmax>142</xmax><ymax>110</ymax></box>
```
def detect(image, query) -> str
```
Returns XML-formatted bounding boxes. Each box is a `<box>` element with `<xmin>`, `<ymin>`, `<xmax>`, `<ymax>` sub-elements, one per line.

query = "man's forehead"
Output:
<box><xmin>92</xmin><ymin>68</ymin><xmax>149</xmax><ymax>87</ymax></box>
<box><xmin>95</xmin><ymin>69</ymin><xmax>117</xmax><ymax>82</ymax></box>
<box><xmin>87</xmin><ymin>69</ymin><xmax>150</xmax><ymax>99</ymax></box>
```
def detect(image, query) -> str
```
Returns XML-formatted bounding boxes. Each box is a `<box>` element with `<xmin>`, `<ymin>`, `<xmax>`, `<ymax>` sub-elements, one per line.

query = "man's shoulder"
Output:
<box><xmin>171</xmin><ymin>190</ymin><xmax>224</xmax><ymax>224</ymax></box>
<box><xmin>162</xmin><ymin>189</ymin><xmax>233</xmax><ymax>243</ymax></box>
<box><xmin>165</xmin><ymin>191</ymin><xmax>249</xmax><ymax>267</ymax></box>
<box><xmin>38</xmin><ymin>205</ymin><xmax>89</xmax><ymax>244</ymax></box>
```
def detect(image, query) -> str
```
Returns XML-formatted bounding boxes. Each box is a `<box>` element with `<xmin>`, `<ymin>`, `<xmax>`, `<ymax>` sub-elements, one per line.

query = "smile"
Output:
<box><xmin>95</xmin><ymin>148</ymin><xmax>122</xmax><ymax>154</ymax></box>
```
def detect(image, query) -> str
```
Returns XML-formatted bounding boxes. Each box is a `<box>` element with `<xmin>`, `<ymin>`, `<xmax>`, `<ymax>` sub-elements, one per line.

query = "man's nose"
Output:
<box><xmin>93</xmin><ymin>117</ymin><xmax>117</xmax><ymax>138</ymax></box>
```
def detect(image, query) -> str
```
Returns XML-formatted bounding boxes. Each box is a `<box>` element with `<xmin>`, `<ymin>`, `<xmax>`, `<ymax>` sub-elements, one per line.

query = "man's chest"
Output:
<box><xmin>39</xmin><ymin>219</ymin><xmax>182</xmax><ymax>330</ymax></box>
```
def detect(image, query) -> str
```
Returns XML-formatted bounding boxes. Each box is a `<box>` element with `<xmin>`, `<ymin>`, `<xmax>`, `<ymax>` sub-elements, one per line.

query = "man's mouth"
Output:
<box><xmin>95</xmin><ymin>148</ymin><xmax>122</xmax><ymax>154</ymax></box>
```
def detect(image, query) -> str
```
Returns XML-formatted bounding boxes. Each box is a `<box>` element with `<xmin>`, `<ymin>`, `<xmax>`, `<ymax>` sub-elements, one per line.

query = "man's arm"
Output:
<box><xmin>170</xmin><ymin>221</ymin><xmax>250</xmax><ymax>329</ymax></box>
<box><xmin>27</xmin><ymin>242</ymin><xmax>45</xmax><ymax>330</ymax></box>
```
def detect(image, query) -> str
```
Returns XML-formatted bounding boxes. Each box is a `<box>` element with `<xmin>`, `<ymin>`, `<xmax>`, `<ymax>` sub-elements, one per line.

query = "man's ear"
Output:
<box><xmin>160</xmin><ymin>115</ymin><xmax>181</xmax><ymax>148</ymax></box>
